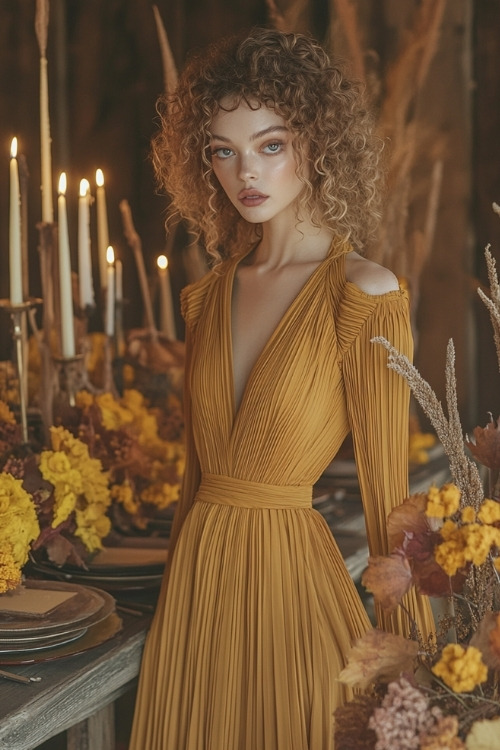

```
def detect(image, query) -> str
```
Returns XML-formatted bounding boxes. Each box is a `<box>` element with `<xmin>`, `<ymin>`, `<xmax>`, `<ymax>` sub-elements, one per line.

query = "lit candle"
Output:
<box><xmin>78</xmin><ymin>178</ymin><xmax>94</xmax><ymax>309</ymax></box>
<box><xmin>157</xmin><ymin>254</ymin><xmax>176</xmax><ymax>340</ymax></box>
<box><xmin>105</xmin><ymin>246</ymin><xmax>115</xmax><ymax>337</ymax></box>
<box><xmin>115</xmin><ymin>259</ymin><xmax>123</xmax><ymax>302</ymax></box>
<box><xmin>57</xmin><ymin>173</ymin><xmax>75</xmax><ymax>357</ymax></box>
<box><xmin>96</xmin><ymin>169</ymin><xmax>110</xmax><ymax>291</ymax></box>
<box><xmin>9</xmin><ymin>138</ymin><xmax>23</xmax><ymax>305</ymax></box>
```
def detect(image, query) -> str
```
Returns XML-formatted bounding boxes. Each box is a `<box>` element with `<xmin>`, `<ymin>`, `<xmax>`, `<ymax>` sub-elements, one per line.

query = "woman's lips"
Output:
<box><xmin>238</xmin><ymin>189</ymin><xmax>268</xmax><ymax>206</ymax></box>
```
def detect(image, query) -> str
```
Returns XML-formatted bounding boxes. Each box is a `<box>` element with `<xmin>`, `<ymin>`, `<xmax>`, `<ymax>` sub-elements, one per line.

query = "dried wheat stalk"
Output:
<box><xmin>266</xmin><ymin>0</ymin><xmax>289</xmax><ymax>32</ymax></box>
<box><xmin>152</xmin><ymin>5</ymin><xmax>178</xmax><ymax>99</ymax></box>
<box><xmin>266</xmin><ymin>0</ymin><xmax>310</xmax><ymax>33</ymax></box>
<box><xmin>119</xmin><ymin>199</ymin><xmax>157</xmax><ymax>338</ymax></box>
<box><xmin>372</xmin><ymin>0</ymin><xmax>447</xmax><ymax>274</ymax></box>
<box><xmin>372</xmin><ymin>335</ymin><xmax>484</xmax><ymax>509</ymax></box>
<box><xmin>330</xmin><ymin>0</ymin><xmax>365</xmax><ymax>82</ymax></box>
<box><xmin>477</xmin><ymin>245</ymin><xmax>500</xmax><ymax>374</ymax></box>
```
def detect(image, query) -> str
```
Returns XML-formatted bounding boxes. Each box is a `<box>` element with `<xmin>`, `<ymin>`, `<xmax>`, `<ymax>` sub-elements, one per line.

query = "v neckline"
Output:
<box><xmin>226</xmin><ymin>238</ymin><xmax>346</xmax><ymax>422</ymax></box>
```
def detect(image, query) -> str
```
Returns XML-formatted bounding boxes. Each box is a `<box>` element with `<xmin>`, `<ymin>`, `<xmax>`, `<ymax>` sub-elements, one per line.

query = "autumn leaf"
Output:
<box><xmin>338</xmin><ymin>629</ymin><xmax>419</xmax><ymax>689</ymax></box>
<box><xmin>466</xmin><ymin>416</ymin><xmax>500</xmax><ymax>471</ymax></box>
<box><xmin>401</xmin><ymin>529</ymin><xmax>467</xmax><ymax>596</ymax></box>
<box><xmin>44</xmin><ymin>534</ymin><xmax>88</xmax><ymax>569</ymax></box>
<box><xmin>412</xmin><ymin>555</ymin><xmax>467</xmax><ymax>597</ymax></box>
<box><xmin>361</xmin><ymin>552</ymin><xmax>413</xmax><ymax>611</ymax></box>
<box><xmin>387</xmin><ymin>492</ymin><xmax>430</xmax><ymax>550</ymax></box>
<box><xmin>470</xmin><ymin>611</ymin><xmax>500</xmax><ymax>671</ymax></box>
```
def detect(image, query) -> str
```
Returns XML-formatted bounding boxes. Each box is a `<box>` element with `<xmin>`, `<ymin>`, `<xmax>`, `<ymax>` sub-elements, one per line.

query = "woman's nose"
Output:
<box><xmin>238</xmin><ymin>152</ymin><xmax>258</xmax><ymax>181</ymax></box>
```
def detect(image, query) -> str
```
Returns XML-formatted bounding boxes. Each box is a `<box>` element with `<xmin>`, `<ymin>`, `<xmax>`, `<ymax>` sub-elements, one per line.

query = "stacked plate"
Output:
<box><xmin>29</xmin><ymin>544</ymin><xmax>168</xmax><ymax>593</ymax></box>
<box><xmin>0</xmin><ymin>579</ymin><xmax>120</xmax><ymax>665</ymax></box>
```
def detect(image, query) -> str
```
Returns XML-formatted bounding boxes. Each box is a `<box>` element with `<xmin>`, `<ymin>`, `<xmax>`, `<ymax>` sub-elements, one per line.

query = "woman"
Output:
<box><xmin>130</xmin><ymin>27</ymin><xmax>434</xmax><ymax>749</ymax></box>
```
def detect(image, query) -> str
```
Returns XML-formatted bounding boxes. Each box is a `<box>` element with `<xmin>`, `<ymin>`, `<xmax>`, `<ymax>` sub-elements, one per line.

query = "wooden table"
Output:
<box><xmin>0</xmin><ymin>447</ymin><xmax>449</xmax><ymax>750</ymax></box>
<box><xmin>0</xmin><ymin>612</ymin><xmax>150</xmax><ymax>750</ymax></box>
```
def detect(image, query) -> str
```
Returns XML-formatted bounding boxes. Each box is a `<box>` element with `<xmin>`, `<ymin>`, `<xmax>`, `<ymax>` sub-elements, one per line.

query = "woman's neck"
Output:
<box><xmin>255</xmin><ymin>219</ymin><xmax>334</xmax><ymax>269</ymax></box>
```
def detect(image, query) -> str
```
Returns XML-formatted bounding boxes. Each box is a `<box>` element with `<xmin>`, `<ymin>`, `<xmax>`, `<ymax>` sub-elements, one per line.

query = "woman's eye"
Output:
<box><xmin>211</xmin><ymin>147</ymin><xmax>233</xmax><ymax>159</ymax></box>
<box><xmin>263</xmin><ymin>142</ymin><xmax>283</xmax><ymax>154</ymax></box>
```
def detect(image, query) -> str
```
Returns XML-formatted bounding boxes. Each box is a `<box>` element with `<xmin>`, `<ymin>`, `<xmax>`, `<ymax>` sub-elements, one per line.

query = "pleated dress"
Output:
<box><xmin>130</xmin><ymin>239</ymin><xmax>434</xmax><ymax>750</ymax></box>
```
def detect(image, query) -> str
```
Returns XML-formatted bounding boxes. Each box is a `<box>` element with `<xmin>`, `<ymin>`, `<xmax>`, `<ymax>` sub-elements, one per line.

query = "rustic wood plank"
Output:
<box><xmin>0</xmin><ymin>615</ymin><xmax>149</xmax><ymax>750</ymax></box>
<box><xmin>67</xmin><ymin>704</ymin><xmax>115</xmax><ymax>750</ymax></box>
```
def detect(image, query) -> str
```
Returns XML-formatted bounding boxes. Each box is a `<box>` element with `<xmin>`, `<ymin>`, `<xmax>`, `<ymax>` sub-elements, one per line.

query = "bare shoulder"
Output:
<box><xmin>344</xmin><ymin>250</ymin><xmax>399</xmax><ymax>295</ymax></box>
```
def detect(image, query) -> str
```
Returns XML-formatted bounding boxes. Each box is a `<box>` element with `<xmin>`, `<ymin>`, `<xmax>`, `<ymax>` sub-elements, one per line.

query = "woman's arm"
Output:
<box><xmin>341</xmin><ymin>290</ymin><xmax>435</xmax><ymax>638</ymax></box>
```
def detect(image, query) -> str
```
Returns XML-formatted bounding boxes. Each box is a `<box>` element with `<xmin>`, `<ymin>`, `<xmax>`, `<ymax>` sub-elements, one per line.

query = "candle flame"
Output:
<box><xmin>10</xmin><ymin>138</ymin><xmax>18</xmax><ymax>159</ymax></box>
<box><xmin>96</xmin><ymin>169</ymin><xmax>104</xmax><ymax>187</ymax></box>
<box><xmin>58</xmin><ymin>172</ymin><xmax>67</xmax><ymax>195</ymax></box>
<box><xmin>157</xmin><ymin>254</ymin><xmax>168</xmax><ymax>271</ymax></box>
<box><xmin>106</xmin><ymin>245</ymin><xmax>115</xmax><ymax>264</ymax></box>
<box><xmin>79</xmin><ymin>178</ymin><xmax>90</xmax><ymax>197</ymax></box>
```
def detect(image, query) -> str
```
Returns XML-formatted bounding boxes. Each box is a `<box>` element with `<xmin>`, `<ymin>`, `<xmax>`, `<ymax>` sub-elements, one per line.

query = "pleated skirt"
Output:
<box><xmin>130</xmin><ymin>480</ymin><xmax>371</xmax><ymax>750</ymax></box>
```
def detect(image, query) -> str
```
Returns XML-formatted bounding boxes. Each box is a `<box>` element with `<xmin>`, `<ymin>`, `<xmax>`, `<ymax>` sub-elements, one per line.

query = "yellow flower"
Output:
<box><xmin>0</xmin><ymin>400</ymin><xmax>16</xmax><ymax>425</ymax></box>
<box><xmin>51</xmin><ymin>488</ymin><xmax>78</xmax><ymax>527</ymax></box>
<box><xmin>462</xmin><ymin>524</ymin><xmax>500</xmax><ymax>567</ymax></box>
<box><xmin>75</xmin><ymin>390</ymin><xmax>94</xmax><ymax>409</ymax></box>
<box><xmin>435</xmin><ymin>521</ymin><xmax>500</xmax><ymax>576</ymax></box>
<box><xmin>0</xmin><ymin>547</ymin><xmax>22</xmax><ymax>594</ymax></box>
<box><xmin>123</xmin><ymin>364</ymin><xmax>135</xmax><ymax>387</ymax></box>
<box><xmin>140</xmin><ymin>481</ymin><xmax>180</xmax><ymax>510</ymax></box>
<box><xmin>39</xmin><ymin>449</ymin><xmax>74</xmax><ymax>483</ymax></box>
<box><xmin>408</xmin><ymin>434</ymin><xmax>436</xmax><ymax>464</ymax></box>
<box><xmin>96</xmin><ymin>392</ymin><xmax>134</xmax><ymax>430</ymax></box>
<box><xmin>478</xmin><ymin>499</ymin><xmax>500</xmax><ymax>525</ymax></box>
<box><xmin>426</xmin><ymin>483</ymin><xmax>461</xmax><ymax>519</ymax></box>
<box><xmin>461</xmin><ymin>506</ymin><xmax>476</xmax><ymax>524</ymax></box>
<box><xmin>0</xmin><ymin>473</ymin><xmax>40</xmax><ymax>587</ymax></box>
<box><xmin>432</xmin><ymin>644</ymin><xmax>488</xmax><ymax>692</ymax></box>
<box><xmin>440</xmin><ymin>519</ymin><xmax>458</xmax><ymax>540</ymax></box>
<box><xmin>111</xmin><ymin>482</ymin><xmax>140</xmax><ymax>515</ymax></box>
<box><xmin>39</xmin><ymin>428</ymin><xmax>111</xmax><ymax>552</ymax></box>
<box><xmin>74</xmin><ymin>508</ymin><xmax>111</xmax><ymax>553</ymax></box>
<box><xmin>435</xmin><ymin>541</ymin><xmax>466</xmax><ymax>576</ymax></box>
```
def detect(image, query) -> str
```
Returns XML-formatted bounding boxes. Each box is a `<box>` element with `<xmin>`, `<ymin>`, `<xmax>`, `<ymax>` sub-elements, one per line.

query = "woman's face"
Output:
<box><xmin>209</xmin><ymin>99</ymin><xmax>305</xmax><ymax>226</ymax></box>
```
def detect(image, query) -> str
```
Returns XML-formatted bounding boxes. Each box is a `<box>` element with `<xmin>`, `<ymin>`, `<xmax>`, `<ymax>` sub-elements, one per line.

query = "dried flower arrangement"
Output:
<box><xmin>0</xmin><ymin>406</ymin><xmax>110</xmax><ymax>590</ymax></box>
<box><xmin>0</xmin><ymin>382</ymin><xmax>184</xmax><ymax>593</ymax></box>
<box><xmin>333</xmin><ymin>247</ymin><xmax>500</xmax><ymax>749</ymax></box>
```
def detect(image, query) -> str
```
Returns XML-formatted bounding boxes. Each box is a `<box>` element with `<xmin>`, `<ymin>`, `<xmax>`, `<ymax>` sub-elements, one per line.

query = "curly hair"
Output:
<box><xmin>152</xmin><ymin>27</ymin><xmax>383</xmax><ymax>266</ymax></box>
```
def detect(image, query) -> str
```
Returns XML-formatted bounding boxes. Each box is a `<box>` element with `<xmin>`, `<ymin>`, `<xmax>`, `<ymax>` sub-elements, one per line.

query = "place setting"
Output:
<box><xmin>0</xmin><ymin>579</ymin><xmax>121</xmax><ymax>666</ymax></box>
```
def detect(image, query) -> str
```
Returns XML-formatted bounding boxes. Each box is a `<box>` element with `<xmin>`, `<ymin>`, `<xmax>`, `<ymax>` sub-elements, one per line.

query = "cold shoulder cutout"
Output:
<box><xmin>344</xmin><ymin>250</ymin><xmax>399</xmax><ymax>295</ymax></box>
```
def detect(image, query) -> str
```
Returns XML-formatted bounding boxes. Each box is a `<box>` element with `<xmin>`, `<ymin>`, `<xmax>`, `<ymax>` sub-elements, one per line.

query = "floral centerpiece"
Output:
<box><xmin>0</xmin><ymin>382</ymin><xmax>184</xmax><ymax>593</ymax></box>
<box><xmin>0</xmin><ymin>403</ymin><xmax>112</xmax><ymax>589</ymax></box>
<box><xmin>334</xmin><ymin>247</ymin><xmax>500</xmax><ymax>749</ymax></box>
<box><xmin>73</xmin><ymin>388</ymin><xmax>184</xmax><ymax>532</ymax></box>
<box><xmin>0</xmin><ymin>404</ymin><xmax>40</xmax><ymax>592</ymax></box>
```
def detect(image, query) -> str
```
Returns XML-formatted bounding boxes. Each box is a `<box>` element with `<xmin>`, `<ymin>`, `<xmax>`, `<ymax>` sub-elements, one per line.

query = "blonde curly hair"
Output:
<box><xmin>152</xmin><ymin>27</ymin><xmax>383</xmax><ymax>266</ymax></box>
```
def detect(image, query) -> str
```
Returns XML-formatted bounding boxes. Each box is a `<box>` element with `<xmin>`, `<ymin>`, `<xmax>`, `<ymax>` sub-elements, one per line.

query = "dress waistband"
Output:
<box><xmin>196</xmin><ymin>474</ymin><xmax>312</xmax><ymax>509</ymax></box>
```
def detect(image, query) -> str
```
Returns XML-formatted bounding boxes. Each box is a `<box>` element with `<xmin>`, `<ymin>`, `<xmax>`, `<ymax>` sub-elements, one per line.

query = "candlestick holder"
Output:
<box><xmin>103</xmin><ymin>336</ymin><xmax>118</xmax><ymax>398</ymax></box>
<box><xmin>113</xmin><ymin>299</ymin><xmax>127</xmax><ymax>396</ymax></box>
<box><xmin>0</xmin><ymin>298</ymin><xmax>43</xmax><ymax>444</ymax></box>
<box><xmin>52</xmin><ymin>354</ymin><xmax>86</xmax><ymax>428</ymax></box>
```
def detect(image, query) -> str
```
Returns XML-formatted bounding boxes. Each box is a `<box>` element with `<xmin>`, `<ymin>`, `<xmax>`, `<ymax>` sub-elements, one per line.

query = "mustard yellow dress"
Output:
<box><xmin>130</xmin><ymin>241</ymin><xmax>434</xmax><ymax>750</ymax></box>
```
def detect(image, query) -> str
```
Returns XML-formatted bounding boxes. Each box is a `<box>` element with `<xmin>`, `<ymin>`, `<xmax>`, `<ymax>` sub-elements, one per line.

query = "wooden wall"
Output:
<box><xmin>0</xmin><ymin>0</ymin><xmax>497</xmax><ymax>427</ymax></box>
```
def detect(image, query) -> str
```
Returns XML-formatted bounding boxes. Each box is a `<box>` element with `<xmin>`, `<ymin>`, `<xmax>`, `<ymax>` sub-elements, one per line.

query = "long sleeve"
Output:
<box><xmin>161</xmin><ymin>321</ymin><xmax>201</xmax><ymax>590</ymax></box>
<box><xmin>340</xmin><ymin>286</ymin><xmax>435</xmax><ymax>638</ymax></box>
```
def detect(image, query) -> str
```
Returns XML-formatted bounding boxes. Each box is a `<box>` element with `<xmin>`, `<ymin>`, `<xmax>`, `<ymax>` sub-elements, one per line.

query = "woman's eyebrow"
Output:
<box><xmin>209</xmin><ymin>125</ymin><xmax>289</xmax><ymax>142</ymax></box>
